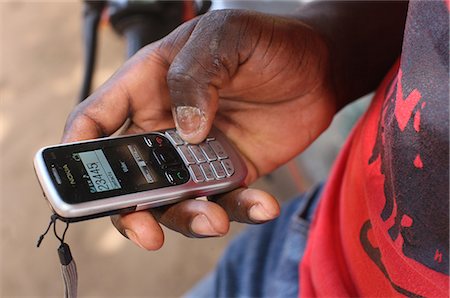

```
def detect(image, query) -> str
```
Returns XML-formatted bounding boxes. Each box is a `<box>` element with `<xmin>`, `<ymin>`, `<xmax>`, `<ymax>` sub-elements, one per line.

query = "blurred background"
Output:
<box><xmin>0</xmin><ymin>1</ymin><xmax>369</xmax><ymax>297</ymax></box>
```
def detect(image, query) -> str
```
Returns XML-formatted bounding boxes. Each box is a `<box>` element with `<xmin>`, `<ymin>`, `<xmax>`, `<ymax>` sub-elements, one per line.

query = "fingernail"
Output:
<box><xmin>248</xmin><ymin>204</ymin><xmax>273</xmax><ymax>222</ymax></box>
<box><xmin>125</xmin><ymin>229</ymin><xmax>145</xmax><ymax>249</ymax></box>
<box><xmin>174</xmin><ymin>106</ymin><xmax>205</xmax><ymax>136</ymax></box>
<box><xmin>190</xmin><ymin>214</ymin><xmax>220</xmax><ymax>237</ymax></box>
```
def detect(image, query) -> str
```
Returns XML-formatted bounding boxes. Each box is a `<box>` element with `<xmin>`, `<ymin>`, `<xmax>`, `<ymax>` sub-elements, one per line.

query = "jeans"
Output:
<box><xmin>184</xmin><ymin>184</ymin><xmax>323</xmax><ymax>298</ymax></box>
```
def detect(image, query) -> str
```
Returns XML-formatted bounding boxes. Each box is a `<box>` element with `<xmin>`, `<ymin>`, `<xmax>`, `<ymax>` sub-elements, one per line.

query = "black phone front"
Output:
<box><xmin>42</xmin><ymin>133</ymin><xmax>190</xmax><ymax>204</ymax></box>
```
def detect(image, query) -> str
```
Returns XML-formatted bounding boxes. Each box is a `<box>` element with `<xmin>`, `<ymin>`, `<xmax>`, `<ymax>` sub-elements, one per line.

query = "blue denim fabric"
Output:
<box><xmin>184</xmin><ymin>184</ymin><xmax>323</xmax><ymax>298</ymax></box>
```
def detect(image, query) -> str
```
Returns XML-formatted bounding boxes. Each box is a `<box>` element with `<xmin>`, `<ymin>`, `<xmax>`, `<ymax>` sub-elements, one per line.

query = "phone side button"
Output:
<box><xmin>188</xmin><ymin>164</ymin><xmax>205</xmax><ymax>182</ymax></box>
<box><xmin>136</xmin><ymin>202</ymin><xmax>153</xmax><ymax>211</ymax></box>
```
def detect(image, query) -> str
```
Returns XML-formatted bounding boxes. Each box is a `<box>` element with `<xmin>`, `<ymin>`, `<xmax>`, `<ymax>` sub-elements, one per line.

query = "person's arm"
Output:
<box><xmin>297</xmin><ymin>1</ymin><xmax>408</xmax><ymax>109</ymax></box>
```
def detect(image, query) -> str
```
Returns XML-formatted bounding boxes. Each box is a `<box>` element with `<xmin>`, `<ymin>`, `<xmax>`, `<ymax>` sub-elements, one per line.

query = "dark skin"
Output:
<box><xmin>62</xmin><ymin>1</ymin><xmax>407</xmax><ymax>250</ymax></box>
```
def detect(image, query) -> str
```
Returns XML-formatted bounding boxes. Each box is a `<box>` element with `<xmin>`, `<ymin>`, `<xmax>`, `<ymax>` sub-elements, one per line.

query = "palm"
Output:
<box><xmin>214</xmin><ymin>81</ymin><xmax>334</xmax><ymax>183</ymax></box>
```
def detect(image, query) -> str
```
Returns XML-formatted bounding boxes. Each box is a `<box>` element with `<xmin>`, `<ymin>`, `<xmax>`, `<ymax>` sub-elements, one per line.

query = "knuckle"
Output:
<box><xmin>167</xmin><ymin>70</ymin><xmax>206</xmax><ymax>96</ymax></box>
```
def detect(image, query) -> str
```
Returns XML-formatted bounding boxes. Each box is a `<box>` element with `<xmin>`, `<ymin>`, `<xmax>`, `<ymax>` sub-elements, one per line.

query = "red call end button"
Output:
<box><xmin>156</xmin><ymin>136</ymin><xmax>164</xmax><ymax>146</ymax></box>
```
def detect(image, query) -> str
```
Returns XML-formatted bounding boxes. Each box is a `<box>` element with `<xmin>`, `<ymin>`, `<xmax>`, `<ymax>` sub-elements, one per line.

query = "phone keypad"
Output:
<box><xmin>165</xmin><ymin>130</ymin><xmax>185</xmax><ymax>145</ymax></box>
<box><xmin>165</xmin><ymin>168</ymin><xmax>190</xmax><ymax>184</ymax></box>
<box><xmin>188</xmin><ymin>164</ymin><xmax>205</xmax><ymax>183</ymax></box>
<box><xmin>199</xmin><ymin>143</ymin><xmax>217</xmax><ymax>161</ymax></box>
<box><xmin>209</xmin><ymin>141</ymin><xmax>228</xmax><ymax>159</ymax></box>
<box><xmin>177</xmin><ymin>145</ymin><xmax>196</xmax><ymax>165</ymax></box>
<box><xmin>188</xmin><ymin>145</ymin><xmax>207</xmax><ymax>163</ymax></box>
<box><xmin>221</xmin><ymin>159</ymin><xmax>235</xmax><ymax>176</ymax></box>
<box><xmin>200</xmin><ymin>163</ymin><xmax>216</xmax><ymax>181</ymax></box>
<box><xmin>211</xmin><ymin>161</ymin><xmax>227</xmax><ymax>179</ymax></box>
<box><xmin>165</xmin><ymin>129</ymin><xmax>236</xmax><ymax>183</ymax></box>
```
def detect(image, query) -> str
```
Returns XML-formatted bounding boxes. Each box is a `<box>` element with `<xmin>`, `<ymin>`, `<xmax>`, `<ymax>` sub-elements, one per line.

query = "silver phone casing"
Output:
<box><xmin>33</xmin><ymin>129</ymin><xmax>247</xmax><ymax>220</ymax></box>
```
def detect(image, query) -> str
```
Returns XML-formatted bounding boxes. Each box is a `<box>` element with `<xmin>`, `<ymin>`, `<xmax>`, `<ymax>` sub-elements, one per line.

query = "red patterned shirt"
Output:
<box><xmin>300</xmin><ymin>1</ymin><xmax>449</xmax><ymax>296</ymax></box>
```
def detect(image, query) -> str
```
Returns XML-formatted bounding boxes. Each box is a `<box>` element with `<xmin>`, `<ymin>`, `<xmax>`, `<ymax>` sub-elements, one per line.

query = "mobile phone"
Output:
<box><xmin>34</xmin><ymin>127</ymin><xmax>247</xmax><ymax>222</ymax></box>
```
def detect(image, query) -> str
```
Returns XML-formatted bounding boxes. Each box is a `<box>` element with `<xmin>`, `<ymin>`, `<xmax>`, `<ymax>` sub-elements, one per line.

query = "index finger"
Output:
<box><xmin>62</xmin><ymin>18</ymin><xmax>203</xmax><ymax>144</ymax></box>
<box><xmin>62</xmin><ymin>44</ymin><xmax>169</xmax><ymax>143</ymax></box>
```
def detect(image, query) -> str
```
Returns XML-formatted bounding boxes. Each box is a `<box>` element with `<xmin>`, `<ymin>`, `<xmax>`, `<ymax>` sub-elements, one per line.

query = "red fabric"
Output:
<box><xmin>299</xmin><ymin>2</ymin><xmax>449</xmax><ymax>296</ymax></box>
<box><xmin>300</xmin><ymin>62</ymin><xmax>448</xmax><ymax>297</ymax></box>
<box><xmin>299</xmin><ymin>63</ymin><xmax>397</xmax><ymax>297</ymax></box>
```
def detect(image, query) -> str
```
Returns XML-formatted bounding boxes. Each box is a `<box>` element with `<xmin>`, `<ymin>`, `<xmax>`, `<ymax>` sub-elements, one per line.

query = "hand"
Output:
<box><xmin>62</xmin><ymin>10</ymin><xmax>336</xmax><ymax>250</ymax></box>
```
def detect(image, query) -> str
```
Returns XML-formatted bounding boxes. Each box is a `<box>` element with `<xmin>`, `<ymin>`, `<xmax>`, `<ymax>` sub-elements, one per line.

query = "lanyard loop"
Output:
<box><xmin>37</xmin><ymin>215</ymin><xmax>78</xmax><ymax>298</ymax></box>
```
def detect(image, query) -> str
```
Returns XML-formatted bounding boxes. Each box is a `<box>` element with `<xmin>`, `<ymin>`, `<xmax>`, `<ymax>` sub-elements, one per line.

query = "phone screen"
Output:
<box><xmin>42</xmin><ymin>133</ymin><xmax>190</xmax><ymax>204</ymax></box>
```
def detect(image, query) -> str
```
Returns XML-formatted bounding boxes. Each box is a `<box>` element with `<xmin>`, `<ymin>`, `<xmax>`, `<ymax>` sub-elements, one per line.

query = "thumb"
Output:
<box><xmin>167</xmin><ymin>10</ymin><xmax>243</xmax><ymax>144</ymax></box>
<box><xmin>171</xmin><ymin>104</ymin><xmax>213</xmax><ymax>144</ymax></box>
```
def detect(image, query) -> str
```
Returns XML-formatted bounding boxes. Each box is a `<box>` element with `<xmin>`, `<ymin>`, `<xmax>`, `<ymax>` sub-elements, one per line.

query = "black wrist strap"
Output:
<box><xmin>37</xmin><ymin>215</ymin><xmax>78</xmax><ymax>298</ymax></box>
